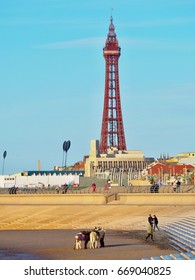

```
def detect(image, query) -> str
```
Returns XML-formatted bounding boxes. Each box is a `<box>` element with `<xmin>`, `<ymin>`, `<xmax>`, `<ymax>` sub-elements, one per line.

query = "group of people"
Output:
<box><xmin>75</xmin><ymin>226</ymin><xmax>105</xmax><ymax>249</ymax></box>
<box><xmin>145</xmin><ymin>214</ymin><xmax>159</xmax><ymax>241</ymax></box>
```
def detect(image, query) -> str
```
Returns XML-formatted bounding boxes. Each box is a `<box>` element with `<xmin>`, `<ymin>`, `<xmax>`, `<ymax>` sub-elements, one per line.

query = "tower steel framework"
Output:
<box><xmin>100</xmin><ymin>17</ymin><xmax>126</xmax><ymax>153</ymax></box>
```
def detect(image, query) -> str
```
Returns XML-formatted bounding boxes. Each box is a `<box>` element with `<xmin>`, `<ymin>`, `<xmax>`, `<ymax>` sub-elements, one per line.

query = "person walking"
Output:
<box><xmin>145</xmin><ymin>223</ymin><xmax>154</xmax><ymax>241</ymax></box>
<box><xmin>148</xmin><ymin>214</ymin><xmax>153</xmax><ymax>225</ymax></box>
<box><xmin>153</xmin><ymin>215</ymin><xmax>159</xmax><ymax>231</ymax></box>
<box><xmin>92</xmin><ymin>182</ymin><xmax>96</xmax><ymax>192</ymax></box>
<box><xmin>173</xmin><ymin>181</ymin><xmax>177</xmax><ymax>192</ymax></box>
<box><xmin>176</xmin><ymin>180</ymin><xmax>181</xmax><ymax>193</ymax></box>
<box><xmin>105</xmin><ymin>182</ymin><xmax>109</xmax><ymax>190</ymax></box>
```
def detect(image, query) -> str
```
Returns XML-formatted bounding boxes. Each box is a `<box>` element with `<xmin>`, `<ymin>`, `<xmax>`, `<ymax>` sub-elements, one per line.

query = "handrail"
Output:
<box><xmin>1</xmin><ymin>184</ymin><xmax>195</xmax><ymax>195</ymax></box>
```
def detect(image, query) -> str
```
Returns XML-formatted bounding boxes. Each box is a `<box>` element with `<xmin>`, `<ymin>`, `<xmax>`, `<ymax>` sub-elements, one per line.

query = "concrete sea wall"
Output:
<box><xmin>117</xmin><ymin>193</ymin><xmax>195</xmax><ymax>205</ymax></box>
<box><xmin>1</xmin><ymin>193</ymin><xmax>195</xmax><ymax>205</ymax></box>
<box><xmin>0</xmin><ymin>194</ymin><xmax>109</xmax><ymax>205</ymax></box>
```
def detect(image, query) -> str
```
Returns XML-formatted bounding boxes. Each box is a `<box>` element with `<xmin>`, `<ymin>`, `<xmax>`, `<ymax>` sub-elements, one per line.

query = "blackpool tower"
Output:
<box><xmin>100</xmin><ymin>17</ymin><xmax>127</xmax><ymax>153</ymax></box>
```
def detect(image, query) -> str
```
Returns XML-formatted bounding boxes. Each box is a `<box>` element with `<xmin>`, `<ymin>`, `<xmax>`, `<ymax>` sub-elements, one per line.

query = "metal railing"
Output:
<box><xmin>0</xmin><ymin>184</ymin><xmax>195</xmax><ymax>195</ymax></box>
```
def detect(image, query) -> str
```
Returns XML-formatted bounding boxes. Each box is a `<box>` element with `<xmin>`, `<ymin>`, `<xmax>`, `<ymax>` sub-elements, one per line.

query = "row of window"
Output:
<box><xmin>96</xmin><ymin>161</ymin><xmax>147</xmax><ymax>169</ymax></box>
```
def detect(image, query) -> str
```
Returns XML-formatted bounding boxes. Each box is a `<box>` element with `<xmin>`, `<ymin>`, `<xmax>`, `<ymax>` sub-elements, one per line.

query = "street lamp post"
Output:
<box><xmin>62</xmin><ymin>141</ymin><xmax>71</xmax><ymax>170</ymax></box>
<box><xmin>2</xmin><ymin>150</ymin><xmax>7</xmax><ymax>175</ymax></box>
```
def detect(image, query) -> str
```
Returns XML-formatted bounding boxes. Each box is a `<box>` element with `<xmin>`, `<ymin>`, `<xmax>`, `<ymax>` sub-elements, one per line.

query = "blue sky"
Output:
<box><xmin>0</xmin><ymin>0</ymin><xmax>195</xmax><ymax>174</ymax></box>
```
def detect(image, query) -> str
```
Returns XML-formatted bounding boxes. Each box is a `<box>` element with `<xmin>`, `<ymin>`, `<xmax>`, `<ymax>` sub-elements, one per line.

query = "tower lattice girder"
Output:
<box><xmin>100</xmin><ymin>17</ymin><xmax>126</xmax><ymax>154</ymax></box>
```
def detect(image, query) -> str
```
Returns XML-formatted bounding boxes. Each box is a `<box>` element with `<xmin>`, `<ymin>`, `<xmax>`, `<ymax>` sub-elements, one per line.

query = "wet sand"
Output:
<box><xmin>0</xmin><ymin>229</ymin><xmax>176</xmax><ymax>260</ymax></box>
<box><xmin>0</xmin><ymin>204</ymin><xmax>194</xmax><ymax>260</ymax></box>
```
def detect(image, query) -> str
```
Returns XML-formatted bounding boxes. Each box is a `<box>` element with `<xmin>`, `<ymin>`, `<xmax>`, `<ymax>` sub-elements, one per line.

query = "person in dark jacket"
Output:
<box><xmin>148</xmin><ymin>214</ymin><xmax>153</xmax><ymax>225</ymax></box>
<box><xmin>176</xmin><ymin>180</ymin><xmax>181</xmax><ymax>193</ymax></box>
<box><xmin>153</xmin><ymin>215</ymin><xmax>159</xmax><ymax>231</ymax></box>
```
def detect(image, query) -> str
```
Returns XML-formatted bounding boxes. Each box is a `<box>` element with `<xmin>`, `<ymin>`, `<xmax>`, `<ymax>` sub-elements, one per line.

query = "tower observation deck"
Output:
<box><xmin>100</xmin><ymin>17</ymin><xmax>127</xmax><ymax>154</ymax></box>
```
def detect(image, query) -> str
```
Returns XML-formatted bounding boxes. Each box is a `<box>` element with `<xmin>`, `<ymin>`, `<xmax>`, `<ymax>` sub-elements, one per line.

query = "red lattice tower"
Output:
<box><xmin>100</xmin><ymin>17</ymin><xmax>126</xmax><ymax>153</ymax></box>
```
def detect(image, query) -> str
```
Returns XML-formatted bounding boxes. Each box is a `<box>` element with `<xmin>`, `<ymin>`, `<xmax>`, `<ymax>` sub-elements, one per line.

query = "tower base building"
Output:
<box><xmin>84</xmin><ymin>140</ymin><xmax>154</xmax><ymax>177</ymax></box>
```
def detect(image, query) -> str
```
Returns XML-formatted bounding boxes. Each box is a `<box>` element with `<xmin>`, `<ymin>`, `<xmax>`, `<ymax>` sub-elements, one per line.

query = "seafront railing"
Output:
<box><xmin>0</xmin><ymin>184</ymin><xmax>195</xmax><ymax>194</ymax></box>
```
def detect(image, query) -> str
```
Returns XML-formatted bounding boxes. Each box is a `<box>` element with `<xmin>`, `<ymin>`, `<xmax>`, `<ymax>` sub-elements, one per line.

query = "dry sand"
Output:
<box><xmin>0</xmin><ymin>204</ymin><xmax>195</xmax><ymax>260</ymax></box>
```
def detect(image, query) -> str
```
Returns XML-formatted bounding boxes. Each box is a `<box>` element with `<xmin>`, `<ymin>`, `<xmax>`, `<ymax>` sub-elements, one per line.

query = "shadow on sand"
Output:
<box><xmin>104</xmin><ymin>243</ymin><xmax>131</xmax><ymax>248</ymax></box>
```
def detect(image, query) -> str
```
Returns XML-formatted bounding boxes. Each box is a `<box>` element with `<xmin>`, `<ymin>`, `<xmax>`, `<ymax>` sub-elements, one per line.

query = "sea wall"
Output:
<box><xmin>0</xmin><ymin>194</ymin><xmax>109</xmax><ymax>205</ymax></box>
<box><xmin>0</xmin><ymin>193</ymin><xmax>195</xmax><ymax>205</ymax></box>
<box><xmin>117</xmin><ymin>193</ymin><xmax>195</xmax><ymax>205</ymax></box>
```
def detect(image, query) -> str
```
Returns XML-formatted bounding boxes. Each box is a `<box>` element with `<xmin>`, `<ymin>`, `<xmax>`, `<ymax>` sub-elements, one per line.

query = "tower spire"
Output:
<box><xmin>100</xmin><ymin>17</ymin><xmax>126</xmax><ymax>154</ymax></box>
<box><xmin>107</xmin><ymin>16</ymin><xmax>116</xmax><ymax>41</ymax></box>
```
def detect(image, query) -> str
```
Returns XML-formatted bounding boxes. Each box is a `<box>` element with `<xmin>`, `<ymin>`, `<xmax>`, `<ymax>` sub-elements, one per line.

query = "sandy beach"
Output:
<box><xmin>0</xmin><ymin>229</ymin><xmax>176</xmax><ymax>260</ymax></box>
<box><xmin>0</xmin><ymin>204</ymin><xmax>194</xmax><ymax>260</ymax></box>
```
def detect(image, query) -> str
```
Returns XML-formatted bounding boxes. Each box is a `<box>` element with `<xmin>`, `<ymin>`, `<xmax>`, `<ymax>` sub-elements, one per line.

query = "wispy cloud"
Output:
<box><xmin>33</xmin><ymin>36</ymin><xmax>195</xmax><ymax>51</ymax></box>
<box><xmin>120</xmin><ymin>17</ymin><xmax>195</xmax><ymax>28</ymax></box>
<box><xmin>0</xmin><ymin>17</ymin><xmax>82</xmax><ymax>26</ymax></box>
<box><xmin>33</xmin><ymin>37</ymin><xmax>105</xmax><ymax>49</ymax></box>
<box><xmin>120</xmin><ymin>37</ymin><xmax>195</xmax><ymax>51</ymax></box>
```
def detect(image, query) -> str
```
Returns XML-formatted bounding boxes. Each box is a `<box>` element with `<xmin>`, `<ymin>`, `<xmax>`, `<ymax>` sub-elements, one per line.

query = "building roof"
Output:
<box><xmin>21</xmin><ymin>170</ymin><xmax>84</xmax><ymax>176</ymax></box>
<box><xmin>148</xmin><ymin>162</ymin><xmax>195</xmax><ymax>175</ymax></box>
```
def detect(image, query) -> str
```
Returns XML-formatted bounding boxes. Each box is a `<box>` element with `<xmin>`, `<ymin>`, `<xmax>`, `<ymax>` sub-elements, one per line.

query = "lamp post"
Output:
<box><xmin>161</xmin><ymin>167</ymin><xmax>163</xmax><ymax>184</ymax></box>
<box><xmin>2</xmin><ymin>150</ymin><xmax>7</xmax><ymax>175</ymax></box>
<box><xmin>62</xmin><ymin>140</ymin><xmax>71</xmax><ymax>170</ymax></box>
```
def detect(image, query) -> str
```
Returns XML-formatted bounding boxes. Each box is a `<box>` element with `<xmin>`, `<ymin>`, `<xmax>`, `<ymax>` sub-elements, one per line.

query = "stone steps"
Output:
<box><xmin>143</xmin><ymin>215</ymin><xmax>195</xmax><ymax>260</ymax></box>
